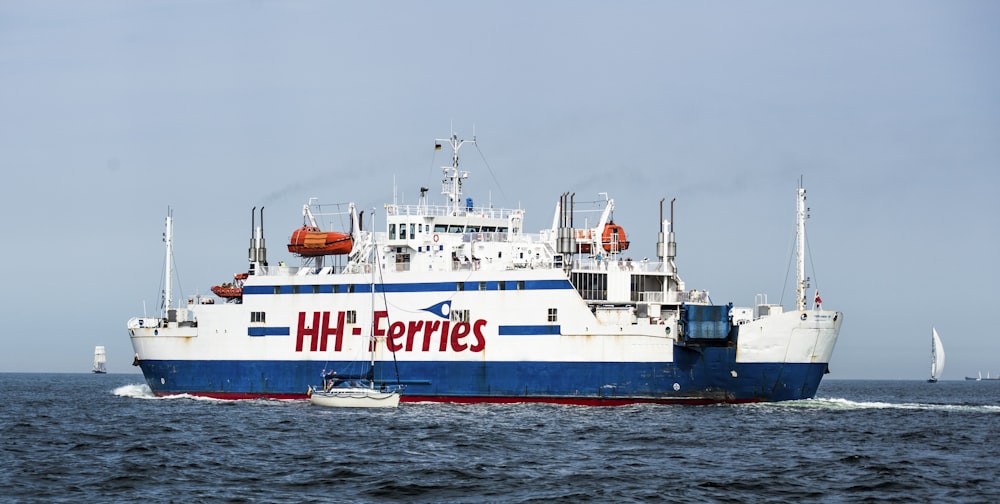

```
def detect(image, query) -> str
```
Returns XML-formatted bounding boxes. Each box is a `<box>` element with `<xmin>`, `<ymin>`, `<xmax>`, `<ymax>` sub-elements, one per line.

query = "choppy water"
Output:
<box><xmin>2</xmin><ymin>374</ymin><xmax>1000</xmax><ymax>503</ymax></box>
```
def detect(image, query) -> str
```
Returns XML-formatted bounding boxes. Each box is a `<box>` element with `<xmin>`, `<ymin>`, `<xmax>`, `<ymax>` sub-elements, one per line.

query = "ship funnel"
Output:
<box><xmin>257</xmin><ymin>207</ymin><xmax>267</xmax><ymax>266</ymax></box>
<box><xmin>248</xmin><ymin>206</ymin><xmax>258</xmax><ymax>264</ymax></box>
<box><xmin>556</xmin><ymin>192</ymin><xmax>576</xmax><ymax>257</ymax></box>
<box><xmin>248</xmin><ymin>206</ymin><xmax>267</xmax><ymax>273</ymax></box>
<box><xmin>657</xmin><ymin>198</ymin><xmax>665</xmax><ymax>260</ymax></box>
<box><xmin>667</xmin><ymin>198</ymin><xmax>676</xmax><ymax>261</ymax></box>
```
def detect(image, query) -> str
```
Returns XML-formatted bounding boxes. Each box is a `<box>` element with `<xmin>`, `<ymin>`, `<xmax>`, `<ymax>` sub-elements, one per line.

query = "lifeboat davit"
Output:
<box><xmin>287</xmin><ymin>226</ymin><xmax>353</xmax><ymax>256</ymax></box>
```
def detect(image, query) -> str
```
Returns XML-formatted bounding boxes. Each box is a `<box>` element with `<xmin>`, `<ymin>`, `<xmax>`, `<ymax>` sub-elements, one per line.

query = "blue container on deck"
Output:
<box><xmin>681</xmin><ymin>305</ymin><xmax>731</xmax><ymax>340</ymax></box>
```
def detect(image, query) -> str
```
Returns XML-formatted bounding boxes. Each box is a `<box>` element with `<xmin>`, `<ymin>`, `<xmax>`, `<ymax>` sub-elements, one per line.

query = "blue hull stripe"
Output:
<box><xmin>247</xmin><ymin>327</ymin><xmax>291</xmax><ymax>337</ymax></box>
<box><xmin>498</xmin><ymin>325</ymin><xmax>561</xmax><ymax>335</ymax></box>
<box><xmin>138</xmin><ymin>348</ymin><xmax>829</xmax><ymax>402</ymax></box>
<box><xmin>243</xmin><ymin>279</ymin><xmax>573</xmax><ymax>296</ymax></box>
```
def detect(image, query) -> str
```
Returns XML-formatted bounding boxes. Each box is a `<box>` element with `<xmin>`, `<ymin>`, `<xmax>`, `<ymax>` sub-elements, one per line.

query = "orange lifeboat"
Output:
<box><xmin>211</xmin><ymin>272</ymin><xmax>247</xmax><ymax>298</ymax></box>
<box><xmin>574</xmin><ymin>229</ymin><xmax>594</xmax><ymax>254</ymax></box>
<box><xmin>211</xmin><ymin>285</ymin><xmax>243</xmax><ymax>298</ymax></box>
<box><xmin>601</xmin><ymin>222</ymin><xmax>629</xmax><ymax>252</ymax></box>
<box><xmin>287</xmin><ymin>226</ymin><xmax>353</xmax><ymax>256</ymax></box>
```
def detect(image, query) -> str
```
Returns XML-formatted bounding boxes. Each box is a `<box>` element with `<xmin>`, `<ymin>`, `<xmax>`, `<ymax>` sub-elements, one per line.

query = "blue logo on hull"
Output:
<box><xmin>422</xmin><ymin>300</ymin><xmax>451</xmax><ymax>319</ymax></box>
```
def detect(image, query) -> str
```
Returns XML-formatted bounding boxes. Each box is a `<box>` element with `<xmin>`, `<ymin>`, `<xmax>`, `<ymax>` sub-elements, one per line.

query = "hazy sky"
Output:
<box><xmin>1</xmin><ymin>1</ymin><xmax>997</xmax><ymax>379</ymax></box>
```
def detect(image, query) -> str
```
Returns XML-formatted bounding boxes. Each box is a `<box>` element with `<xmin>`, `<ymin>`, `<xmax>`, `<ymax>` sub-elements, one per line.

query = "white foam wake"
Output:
<box><xmin>760</xmin><ymin>397</ymin><xmax>1000</xmax><ymax>413</ymax></box>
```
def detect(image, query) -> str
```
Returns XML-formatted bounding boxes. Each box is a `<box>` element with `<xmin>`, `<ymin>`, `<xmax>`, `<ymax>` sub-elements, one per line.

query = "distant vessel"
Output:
<box><xmin>127</xmin><ymin>133</ymin><xmax>842</xmax><ymax>404</ymax></box>
<box><xmin>965</xmin><ymin>371</ymin><xmax>1000</xmax><ymax>381</ymax></box>
<box><xmin>92</xmin><ymin>346</ymin><xmax>107</xmax><ymax>374</ymax></box>
<box><xmin>927</xmin><ymin>327</ymin><xmax>944</xmax><ymax>382</ymax></box>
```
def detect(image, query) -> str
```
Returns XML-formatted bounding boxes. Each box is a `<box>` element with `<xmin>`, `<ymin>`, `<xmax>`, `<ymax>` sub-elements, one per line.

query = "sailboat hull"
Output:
<box><xmin>308</xmin><ymin>387</ymin><xmax>401</xmax><ymax>408</ymax></box>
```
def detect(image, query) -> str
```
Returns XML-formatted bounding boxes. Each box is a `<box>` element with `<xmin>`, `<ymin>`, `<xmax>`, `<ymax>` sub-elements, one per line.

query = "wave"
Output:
<box><xmin>111</xmin><ymin>384</ymin><xmax>302</xmax><ymax>405</ymax></box>
<box><xmin>112</xmin><ymin>383</ymin><xmax>155</xmax><ymax>399</ymax></box>
<box><xmin>754</xmin><ymin>397</ymin><xmax>1000</xmax><ymax>413</ymax></box>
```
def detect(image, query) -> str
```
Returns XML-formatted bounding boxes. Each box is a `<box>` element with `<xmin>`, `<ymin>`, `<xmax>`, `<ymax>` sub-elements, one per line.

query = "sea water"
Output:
<box><xmin>2</xmin><ymin>374</ymin><xmax>999</xmax><ymax>503</ymax></box>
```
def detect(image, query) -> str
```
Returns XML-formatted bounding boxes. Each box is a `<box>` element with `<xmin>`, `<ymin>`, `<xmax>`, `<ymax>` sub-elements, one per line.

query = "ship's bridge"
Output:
<box><xmin>384</xmin><ymin>202</ymin><xmax>524</xmax><ymax>246</ymax></box>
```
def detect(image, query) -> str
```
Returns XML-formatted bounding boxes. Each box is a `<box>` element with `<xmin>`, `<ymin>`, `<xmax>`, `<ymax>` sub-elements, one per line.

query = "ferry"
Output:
<box><xmin>126</xmin><ymin>133</ymin><xmax>842</xmax><ymax>404</ymax></box>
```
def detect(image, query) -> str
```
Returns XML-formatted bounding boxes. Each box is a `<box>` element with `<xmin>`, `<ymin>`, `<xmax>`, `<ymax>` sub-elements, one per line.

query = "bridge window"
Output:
<box><xmin>389</xmin><ymin>224</ymin><xmax>397</xmax><ymax>240</ymax></box>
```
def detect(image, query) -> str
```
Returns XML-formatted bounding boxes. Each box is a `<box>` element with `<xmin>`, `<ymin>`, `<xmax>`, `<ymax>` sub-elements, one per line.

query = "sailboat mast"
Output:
<box><xmin>796</xmin><ymin>179</ymin><xmax>807</xmax><ymax>312</ymax></box>
<box><xmin>369</xmin><ymin>211</ymin><xmax>377</xmax><ymax>370</ymax></box>
<box><xmin>164</xmin><ymin>208</ymin><xmax>173</xmax><ymax>314</ymax></box>
<box><xmin>930</xmin><ymin>329</ymin><xmax>937</xmax><ymax>378</ymax></box>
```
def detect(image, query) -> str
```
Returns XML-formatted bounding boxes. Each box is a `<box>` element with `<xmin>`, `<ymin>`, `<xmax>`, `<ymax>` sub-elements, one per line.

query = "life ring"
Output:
<box><xmin>433</xmin><ymin>234</ymin><xmax>439</xmax><ymax>243</ymax></box>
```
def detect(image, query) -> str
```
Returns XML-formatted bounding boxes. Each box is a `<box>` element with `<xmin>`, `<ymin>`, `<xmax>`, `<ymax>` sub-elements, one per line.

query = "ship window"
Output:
<box><xmin>312</xmin><ymin>285</ymin><xmax>319</xmax><ymax>294</ymax></box>
<box><xmin>570</xmin><ymin>272</ymin><xmax>608</xmax><ymax>301</ymax></box>
<box><xmin>273</xmin><ymin>286</ymin><xmax>280</xmax><ymax>295</ymax></box>
<box><xmin>410</xmin><ymin>224</ymin><xmax>415</xmax><ymax>238</ymax></box>
<box><xmin>347</xmin><ymin>284</ymin><xmax>355</xmax><ymax>293</ymax></box>
<box><xmin>499</xmin><ymin>281</ymin><xmax>506</xmax><ymax>291</ymax></box>
<box><xmin>292</xmin><ymin>285</ymin><xmax>300</xmax><ymax>294</ymax></box>
<box><xmin>389</xmin><ymin>224</ymin><xmax>397</xmax><ymax>240</ymax></box>
<box><xmin>451</xmin><ymin>309</ymin><xmax>470</xmax><ymax>323</ymax></box>
<box><xmin>457</xmin><ymin>282</ymin><xmax>465</xmax><ymax>292</ymax></box>
<box><xmin>434</xmin><ymin>224</ymin><xmax>448</xmax><ymax>232</ymax></box>
<box><xmin>479</xmin><ymin>282</ymin><xmax>487</xmax><ymax>291</ymax></box>
<box><xmin>400</xmin><ymin>225</ymin><xmax>407</xmax><ymax>239</ymax></box>
<box><xmin>251</xmin><ymin>311</ymin><xmax>266</xmax><ymax>323</ymax></box>
<box><xmin>333</xmin><ymin>285</ymin><xmax>340</xmax><ymax>294</ymax></box>
<box><xmin>548</xmin><ymin>308</ymin><xmax>558</xmax><ymax>322</ymax></box>
<box><xmin>345</xmin><ymin>310</ymin><xmax>357</xmax><ymax>324</ymax></box>
<box><xmin>499</xmin><ymin>227</ymin><xmax>508</xmax><ymax>233</ymax></box>
<box><xmin>517</xmin><ymin>281</ymin><xmax>525</xmax><ymax>290</ymax></box>
<box><xmin>449</xmin><ymin>225</ymin><xmax>464</xmax><ymax>233</ymax></box>
<box><xmin>483</xmin><ymin>226</ymin><xmax>497</xmax><ymax>232</ymax></box>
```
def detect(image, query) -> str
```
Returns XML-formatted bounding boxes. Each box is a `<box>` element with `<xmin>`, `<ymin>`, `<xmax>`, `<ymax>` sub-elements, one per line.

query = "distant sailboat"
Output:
<box><xmin>927</xmin><ymin>327</ymin><xmax>944</xmax><ymax>382</ymax></box>
<box><xmin>965</xmin><ymin>371</ymin><xmax>1000</xmax><ymax>381</ymax></box>
<box><xmin>92</xmin><ymin>346</ymin><xmax>107</xmax><ymax>374</ymax></box>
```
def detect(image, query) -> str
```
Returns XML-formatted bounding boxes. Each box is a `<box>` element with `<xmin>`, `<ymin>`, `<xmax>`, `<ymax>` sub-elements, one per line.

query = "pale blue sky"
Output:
<box><xmin>1</xmin><ymin>1</ymin><xmax>997</xmax><ymax>379</ymax></box>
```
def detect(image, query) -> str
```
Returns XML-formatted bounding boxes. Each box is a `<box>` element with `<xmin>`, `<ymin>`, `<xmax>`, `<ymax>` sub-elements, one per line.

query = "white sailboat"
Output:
<box><xmin>308</xmin><ymin>212</ymin><xmax>403</xmax><ymax>408</ymax></box>
<box><xmin>92</xmin><ymin>346</ymin><xmax>107</xmax><ymax>374</ymax></box>
<box><xmin>307</xmin><ymin>328</ymin><xmax>403</xmax><ymax>407</ymax></box>
<box><xmin>928</xmin><ymin>327</ymin><xmax>944</xmax><ymax>383</ymax></box>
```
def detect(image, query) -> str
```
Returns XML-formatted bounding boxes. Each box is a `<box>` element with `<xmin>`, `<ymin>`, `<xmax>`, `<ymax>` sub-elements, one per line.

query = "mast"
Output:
<box><xmin>796</xmin><ymin>178</ymin><xmax>807</xmax><ymax>312</ymax></box>
<box><xmin>435</xmin><ymin>133</ymin><xmax>475</xmax><ymax>216</ymax></box>
<box><xmin>163</xmin><ymin>208</ymin><xmax>173</xmax><ymax>314</ymax></box>
<box><xmin>369</xmin><ymin>213</ymin><xmax>377</xmax><ymax>374</ymax></box>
